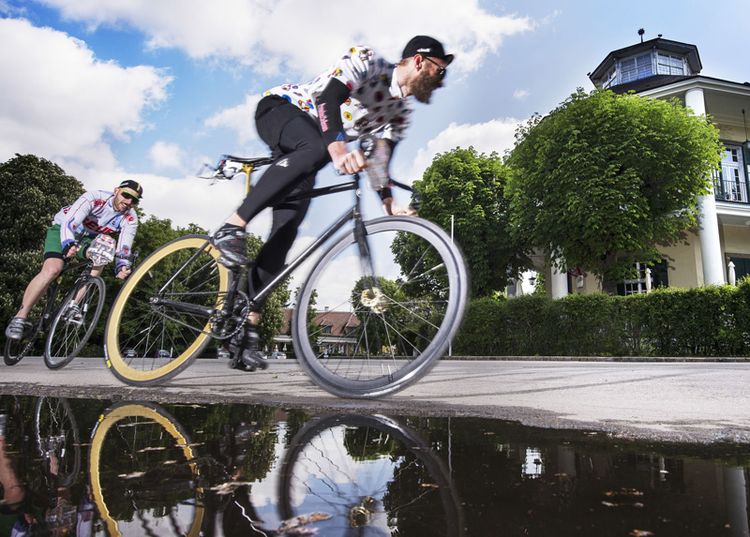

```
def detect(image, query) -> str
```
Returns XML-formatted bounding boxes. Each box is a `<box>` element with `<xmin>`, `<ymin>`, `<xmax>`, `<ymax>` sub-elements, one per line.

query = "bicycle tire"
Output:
<box><xmin>44</xmin><ymin>276</ymin><xmax>105</xmax><ymax>369</ymax></box>
<box><xmin>89</xmin><ymin>402</ymin><xmax>204</xmax><ymax>537</ymax></box>
<box><xmin>292</xmin><ymin>216</ymin><xmax>468</xmax><ymax>398</ymax></box>
<box><xmin>34</xmin><ymin>397</ymin><xmax>81</xmax><ymax>488</ymax></box>
<box><xmin>278</xmin><ymin>414</ymin><xmax>464</xmax><ymax>537</ymax></box>
<box><xmin>103</xmin><ymin>234</ymin><xmax>230</xmax><ymax>386</ymax></box>
<box><xmin>4</xmin><ymin>332</ymin><xmax>36</xmax><ymax>366</ymax></box>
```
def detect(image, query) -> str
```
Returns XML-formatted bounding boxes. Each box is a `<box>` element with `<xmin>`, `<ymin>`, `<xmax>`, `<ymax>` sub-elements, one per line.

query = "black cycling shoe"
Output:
<box><xmin>210</xmin><ymin>225</ymin><xmax>248</xmax><ymax>267</ymax></box>
<box><xmin>4</xmin><ymin>317</ymin><xmax>31</xmax><ymax>340</ymax></box>
<box><xmin>227</xmin><ymin>326</ymin><xmax>268</xmax><ymax>372</ymax></box>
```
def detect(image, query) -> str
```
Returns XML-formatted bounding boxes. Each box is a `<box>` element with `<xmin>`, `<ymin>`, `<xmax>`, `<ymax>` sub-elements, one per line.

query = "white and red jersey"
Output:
<box><xmin>52</xmin><ymin>190</ymin><xmax>138</xmax><ymax>267</ymax></box>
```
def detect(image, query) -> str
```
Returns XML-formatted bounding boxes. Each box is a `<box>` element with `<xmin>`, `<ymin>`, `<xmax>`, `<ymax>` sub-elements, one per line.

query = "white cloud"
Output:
<box><xmin>408</xmin><ymin>118</ymin><xmax>524</xmax><ymax>179</ymax></box>
<box><xmin>38</xmin><ymin>0</ymin><xmax>534</xmax><ymax>76</ymax></box>
<box><xmin>74</xmin><ymin>166</ymin><xmax>273</xmax><ymax>235</ymax></box>
<box><xmin>204</xmin><ymin>93</ymin><xmax>262</xmax><ymax>144</ymax></box>
<box><xmin>0</xmin><ymin>17</ymin><xmax>171</xmax><ymax>169</ymax></box>
<box><xmin>149</xmin><ymin>140</ymin><xmax>183</xmax><ymax>170</ymax></box>
<box><xmin>513</xmin><ymin>89</ymin><xmax>530</xmax><ymax>100</ymax></box>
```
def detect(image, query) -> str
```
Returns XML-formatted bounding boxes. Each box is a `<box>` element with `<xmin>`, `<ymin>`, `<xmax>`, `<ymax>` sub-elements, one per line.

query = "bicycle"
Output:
<box><xmin>4</xmin><ymin>237</ymin><xmax>112</xmax><ymax>369</ymax></box>
<box><xmin>103</xmin><ymin>152</ymin><xmax>468</xmax><ymax>398</ymax></box>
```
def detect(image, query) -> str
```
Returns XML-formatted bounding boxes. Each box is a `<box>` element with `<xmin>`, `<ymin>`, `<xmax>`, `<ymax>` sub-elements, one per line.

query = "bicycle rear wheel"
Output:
<box><xmin>292</xmin><ymin>216</ymin><xmax>468</xmax><ymax>398</ymax></box>
<box><xmin>89</xmin><ymin>402</ymin><xmax>204</xmax><ymax>537</ymax></box>
<box><xmin>104</xmin><ymin>235</ymin><xmax>230</xmax><ymax>385</ymax></box>
<box><xmin>44</xmin><ymin>276</ymin><xmax>105</xmax><ymax>369</ymax></box>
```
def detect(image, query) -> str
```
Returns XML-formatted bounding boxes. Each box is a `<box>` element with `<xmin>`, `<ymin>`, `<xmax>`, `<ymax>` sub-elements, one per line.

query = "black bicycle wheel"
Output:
<box><xmin>4</xmin><ymin>329</ymin><xmax>37</xmax><ymax>366</ymax></box>
<box><xmin>34</xmin><ymin>397</ymin><xmax>81</xmax><ymax>488</ymax></box>
<box><xmin>279</xmin><ymin>414</ymin><xmax>464</xmax><ymax>537</ymax></box>
<box><xmin>292</xmin><ymin>216</ymin><xmax>468</xmax><ymax>398</ymax></box>
<box><xmin>44</xmin><ymin>276</ymin><xmax>105</xmax><ymax>369</ymax></box>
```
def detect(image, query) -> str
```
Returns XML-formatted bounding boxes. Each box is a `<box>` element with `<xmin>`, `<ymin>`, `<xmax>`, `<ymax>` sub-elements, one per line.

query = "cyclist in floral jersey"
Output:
<box><xmin>4</xmin><ymin>180</ymin><xmax>142</xmax><ymax>340</ymax></box>
<box><xmin>209</xmin><ymin>35</ymin><xmax>453</xmax><ymax>370</ymax></box>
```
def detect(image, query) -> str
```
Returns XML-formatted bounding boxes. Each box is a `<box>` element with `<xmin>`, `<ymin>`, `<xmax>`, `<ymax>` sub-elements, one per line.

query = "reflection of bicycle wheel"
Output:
<box><xmin>89</xmin><ymin>402</ymin><xmax>205</xmax><ymax>537</ymax></box>
<box><xmin>44</xmin><ymin>275</ymin><xmax>106</xmax><ymax>369</ymax></box>
<box><xmin>279</xmin><ymin>414</ymin><xmax>464</xmax><ymax>537</ymax></box>
<box><xmin>34</xmin><ymin>397</ymin><xmax>81</xmax><ymax>488</ymax></box>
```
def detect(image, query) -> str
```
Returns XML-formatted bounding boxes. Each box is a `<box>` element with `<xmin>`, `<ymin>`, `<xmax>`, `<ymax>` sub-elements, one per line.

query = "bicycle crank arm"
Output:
<box><xmin>149</xmin><ymin>297</ymin><xmax>214</xmax><ymax>317</ymax></box>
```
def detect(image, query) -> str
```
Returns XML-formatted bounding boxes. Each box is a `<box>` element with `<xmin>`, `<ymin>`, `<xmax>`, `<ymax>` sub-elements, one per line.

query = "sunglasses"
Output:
<box><xmin>121</xmin><ymin>192</ymin><xmax>140</xmax><ymax>204</ymax></box>
<box><xmin>421</xmin><ymin>55</ymin><xmax>447</xmax><ymax>79</ymax></box>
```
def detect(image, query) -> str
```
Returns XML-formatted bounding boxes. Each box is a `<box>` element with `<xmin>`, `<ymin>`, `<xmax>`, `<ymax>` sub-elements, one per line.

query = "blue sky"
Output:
<box><xmin>1</xmin><ymin>0</ymin><xmax>749</xmax><ymax>240</ymax></box>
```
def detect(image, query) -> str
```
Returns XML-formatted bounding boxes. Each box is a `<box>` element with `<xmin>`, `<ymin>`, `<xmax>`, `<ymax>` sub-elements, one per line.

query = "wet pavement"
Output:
<box><xmin>0</xmin><ymin>357</ymin><xmax>749</xmax><ymax>444</ymax></box>
<box><xmin>0</xmin><ymin>394</ymin><xmax>749</xmax><ymax>537</ymax></box>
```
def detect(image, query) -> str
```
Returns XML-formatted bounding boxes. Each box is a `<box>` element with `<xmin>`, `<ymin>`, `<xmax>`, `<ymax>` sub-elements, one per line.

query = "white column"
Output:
<box><xmin>686</xmin><ymin>87</ymin><xmax>725</xmax><ymax>285</ymax></box>
<box><xmin>550</xmin><ymin>263</ymin><xmax>568</xmax><ymax>299</ymax></box>
<box><xmin>728</xmin><ymin>261</ymin><xmax>736</xmax><ymax>286</ymax></box>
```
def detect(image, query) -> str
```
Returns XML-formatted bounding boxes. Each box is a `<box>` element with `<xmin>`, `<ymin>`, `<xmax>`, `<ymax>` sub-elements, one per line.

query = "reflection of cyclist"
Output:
<box><xmin>4</xmin><ymin>180</ymin><xmax>143</xmax><ymax>341</ymax></box>
<box><xmin>210</xmin><ymin>35</ymin><xmax>453</xmax><ymax>368</ymax></box>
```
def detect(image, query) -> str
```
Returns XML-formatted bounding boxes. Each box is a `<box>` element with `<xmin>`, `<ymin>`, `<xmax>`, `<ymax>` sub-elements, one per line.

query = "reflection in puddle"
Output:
<box><xmin>0</xmin><ymin>395</ymin><xmax>749</xmax><ymax>536</ymax></box>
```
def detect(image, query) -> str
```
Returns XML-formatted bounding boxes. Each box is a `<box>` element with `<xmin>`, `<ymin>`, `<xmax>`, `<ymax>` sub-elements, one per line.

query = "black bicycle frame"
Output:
<box><xmin>156</xmin><ymin>174</ymin><xmax>373</xmax><ymax>319</ymax></box>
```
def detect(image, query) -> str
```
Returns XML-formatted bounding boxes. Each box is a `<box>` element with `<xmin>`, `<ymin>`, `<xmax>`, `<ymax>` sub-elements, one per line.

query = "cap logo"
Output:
<box><xmin>417</xmin><ymin>48</ymin><xmax>431</xmax><ymax>52</ymax></box>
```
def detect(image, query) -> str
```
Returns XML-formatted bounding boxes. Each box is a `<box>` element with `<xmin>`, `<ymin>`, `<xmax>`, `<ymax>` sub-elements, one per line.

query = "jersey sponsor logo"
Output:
<box><xmin>318</xmin><ymin>103</ymin><xmax>329</xmax><ymax>131</ymax></box>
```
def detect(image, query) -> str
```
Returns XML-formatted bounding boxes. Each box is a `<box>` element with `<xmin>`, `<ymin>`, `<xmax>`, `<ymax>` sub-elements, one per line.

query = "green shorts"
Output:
<box><xmin>43</xmin><ymin>225</ymin><xmax>91</xmax><ymax>260</ymax></box>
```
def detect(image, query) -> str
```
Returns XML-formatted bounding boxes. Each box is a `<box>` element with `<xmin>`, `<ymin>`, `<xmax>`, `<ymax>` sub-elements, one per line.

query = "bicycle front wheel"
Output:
<box><xmin>292</xmin><ymin>216</ymin><xmax>468</xmax><ymax>398</ymax></box>
<box><xmin>104</xmin><ymin>234</ymin><xmax>230</xmax><ymax>385</ymax></box>
<box><xmin>279</xmin><ymin>414</ymin><xmax>464</xmax><ymax>536</ymax></box>
<box><xmin>44</xmin><ymin>276</ymin><xmax>105</xmax><ymax>369</ymax></box>
<box><xmin>4</xmin><ymin>332</ymin><xmax>36</xmax><ymax>366</ymax></box>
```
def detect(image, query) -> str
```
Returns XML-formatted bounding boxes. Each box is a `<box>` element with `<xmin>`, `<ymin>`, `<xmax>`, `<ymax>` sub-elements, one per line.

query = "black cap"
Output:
<box><xmin>118</xmin><ymin>179</ymin><xmax>143</xmax><ymax>199</ymax></box>
<box><xmin>402</xmin><ymin>35</ymin><xmax>454</xmax><ymax>65</ymax></box>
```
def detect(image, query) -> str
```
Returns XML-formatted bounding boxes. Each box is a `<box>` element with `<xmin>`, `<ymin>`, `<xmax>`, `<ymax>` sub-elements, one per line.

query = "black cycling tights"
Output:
<box><xmin>236</xmin><ymin>101</ymin><xmax>330</xmax><ymax>299</ymax></box>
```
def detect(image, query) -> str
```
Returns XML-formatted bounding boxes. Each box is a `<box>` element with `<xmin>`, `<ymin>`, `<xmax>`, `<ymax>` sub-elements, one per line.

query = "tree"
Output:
<box><xmin>246</xmin><ymin>234</ymin><xmax>290</xmax><ymax>351</ymax></box>
<box><xmin>506</xmin><ymin>89</ymin><xmax>723</xmax><ymax>285</ymax></box>
<box><xmin>406</xmin><ymin>147</ymin><xmax>529</xmax><ymax>297</ymax></box>
<box><xmin>0</xmin><ymin>155</ymin><xmax>84</xmax><ymax>335</ymax></box>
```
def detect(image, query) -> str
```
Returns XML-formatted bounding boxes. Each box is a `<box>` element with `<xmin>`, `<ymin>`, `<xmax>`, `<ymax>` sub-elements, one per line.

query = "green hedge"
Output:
<box><xmin>453</xmin><ymin>281</ymin><xmax>750</xmax><ymax>357</ymax></box>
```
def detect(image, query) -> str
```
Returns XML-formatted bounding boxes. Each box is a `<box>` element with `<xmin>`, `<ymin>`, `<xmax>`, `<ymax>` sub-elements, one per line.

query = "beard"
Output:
<box><xmin>411</xmin><ymin>72</ymin><xmax>442</xmax><ymax>103</ymax></box>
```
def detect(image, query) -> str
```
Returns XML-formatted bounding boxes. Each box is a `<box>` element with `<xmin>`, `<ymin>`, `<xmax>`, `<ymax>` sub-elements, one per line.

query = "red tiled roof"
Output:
<box><xmin>279</xmin><ymin>308</ymin><xmax>360</xmax><ymax>336</ymax></box>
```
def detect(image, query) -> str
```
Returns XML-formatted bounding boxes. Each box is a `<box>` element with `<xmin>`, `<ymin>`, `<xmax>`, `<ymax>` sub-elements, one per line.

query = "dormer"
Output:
<box><xmin>589</xmin><ymin>36</ymin><xmax>702</xmax><ymax>92</ymax></box>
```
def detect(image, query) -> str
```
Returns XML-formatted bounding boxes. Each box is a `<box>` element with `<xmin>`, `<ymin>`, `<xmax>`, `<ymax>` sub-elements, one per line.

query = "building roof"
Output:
<box><xmin>279</xmin><ymin>308</ymin><xmax>360</xmax><ymax>336</ymax></box>
<box><xmin>589</xmin><ymin>37</ymin><xmax>702</xmax><ymax>83</ymax></box>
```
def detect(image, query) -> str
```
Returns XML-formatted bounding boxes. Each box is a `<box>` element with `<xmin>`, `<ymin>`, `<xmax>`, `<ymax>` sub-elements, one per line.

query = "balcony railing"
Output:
<box><xmin>713</xmin><ymin>169</ymin><xmax>750</xmax><ymax>204</ymax></box>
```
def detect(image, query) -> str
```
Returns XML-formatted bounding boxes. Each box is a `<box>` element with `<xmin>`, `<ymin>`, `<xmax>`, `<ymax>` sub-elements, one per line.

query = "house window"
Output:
<box><xmin>320</xmin><ymin>324</ymin><xmax>332</xmax><ymax>335</ymax></box>
<box><xmin>714</xmin><ymin>145</ymin><xmax>748</xmax><ymax>203</ymax></box>
<box><xmin>617</xmin><ymin>260</ymin><xmax>669</xmax><ymax>296</ymax></box>
<box><xmin>656</xmin><ymin>52</ymin><xmax>686</xmax><ymax>75</ymax></box>
<box><xmin>620</xmin><ymin>53</ymin><xmax>653</xmax><ymax>83</ymax></box>
<box><xmin>729</xmin><ymin>256</ymin><xmax>750</xmax><ymax>282</ymax></box>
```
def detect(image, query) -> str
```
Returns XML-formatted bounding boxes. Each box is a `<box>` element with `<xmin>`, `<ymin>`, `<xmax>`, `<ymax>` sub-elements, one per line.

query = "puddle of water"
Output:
<box><xmin>0</xmin><ymin>395</ymin><xmax>748</xmax><ymax>536</ymax></box>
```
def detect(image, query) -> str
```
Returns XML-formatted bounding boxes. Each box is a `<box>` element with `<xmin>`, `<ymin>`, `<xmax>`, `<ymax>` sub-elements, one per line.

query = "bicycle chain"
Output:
<box><xmin>209</xmin><ymin>290</ymin><xmax>250</xmax><ymax>341</ymax></box>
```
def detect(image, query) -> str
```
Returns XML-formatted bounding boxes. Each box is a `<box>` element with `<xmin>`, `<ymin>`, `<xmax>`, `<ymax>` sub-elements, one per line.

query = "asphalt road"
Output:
<box><xmin>1</xmin><ymin>356</ymin><xmax>749</xmax><ymax>444</ymax></box>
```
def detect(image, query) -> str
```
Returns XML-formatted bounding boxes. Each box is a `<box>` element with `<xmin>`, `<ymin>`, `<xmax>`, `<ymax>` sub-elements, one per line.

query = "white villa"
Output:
<box><xmin>544</xmin><ymin>34</ymin><xmax>750</xmax><ymax>298</ymax></box>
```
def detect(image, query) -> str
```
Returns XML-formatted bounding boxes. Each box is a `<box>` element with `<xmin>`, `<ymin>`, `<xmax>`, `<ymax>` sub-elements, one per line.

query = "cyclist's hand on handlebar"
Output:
<box><xmin>64</xmin><ymin>244</ymin><xmax>79</xmax><ymax>258</ymax></box>
<box><xmin>382</xmin><ymin>197</ymin><xmax>417</xmax><ymax>217</ymax></box>
<box><xmin>116</xmin><ymin>266</ymin><xmax>132</xmax><ymax>280</ymax></box>
<box><xmin>329</xmin><ymin>142</ymin><xmax>366</xmax><ymax>175</ymax></box>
